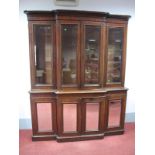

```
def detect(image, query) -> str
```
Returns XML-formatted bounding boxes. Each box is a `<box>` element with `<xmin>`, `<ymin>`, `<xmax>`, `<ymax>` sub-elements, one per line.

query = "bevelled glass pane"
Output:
<box><xmin>107</xmin><ymin>27</ymin><xmax>124</xmax><ymax>83</ymax></box>
<box><xmin>84</xmin><ymin>25</ymin><xmax>101</xmax><ymax>84</ymax></box>
<box><xmin>37</xmin><ymin>103</ymin><xmax>52</xmax><ymax>132</ymax></box>
<box><xmin>108</xmin><ymin>100</ymin><xmax>121</xmax><ymax>127</ymax></box>
<box><xmin>86</xmin><ymin>103</ymin><xmax>99</xmax><ymax>131</ymax></box>
<box><xmin>34</xmin><ymin>25</ymin><xmax>53</xmax><ymax>85</ymax></box>
<box><xmin>63</xmin><ymin>104</ymin><xmax>77</xmax><ymax>132</ymax></box>
<box><xmin>61</xmin><ymin>24</ymin><xmax>77</xmax><ymax>85</ymax></box>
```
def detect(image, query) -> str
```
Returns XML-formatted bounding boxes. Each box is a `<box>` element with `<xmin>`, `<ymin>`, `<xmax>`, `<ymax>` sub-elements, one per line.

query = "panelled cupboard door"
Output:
<box><xmin>29</xmin><ymin>21</ymin><xmax>55</xmax><ymax>89</ymax></box>
<box><xmin>57</xmin><ymin>100</ymin><xmax>81</xmax><ymax>136</ymax></box>
<box><xmin>105</xmin><ymin>24</ymin><xmax>127</xmax><ymax>87</ymax></box>
<box><xmin>58</xmin><ymin>21</ymin><xmax>80</xmax><ymax>88</ymax></box>
<box><xmin>105</xmin><ymin>94</ymin><xmax>127</xmax><ymax>132</ymax></box>
<box><xmin>31</xmin><ymin>99</ymin><xmax>57</xmax><ymax>136</ymax></box>
<box><xmin>81</xmin><ymin>97</ymin><xmax>106</xmax><ymax>134</ymax></box>
<box><xmin>81</xmin><ymin>22</ymin><xmax>103</xmax><ymax>88</ymax></box>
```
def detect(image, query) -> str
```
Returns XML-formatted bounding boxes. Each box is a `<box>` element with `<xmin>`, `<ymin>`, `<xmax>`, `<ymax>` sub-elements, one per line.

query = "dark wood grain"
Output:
<box><xmin>26</xmin><ymin>10</ymin><xmax>130</xmax><ymax>142</ymax></box>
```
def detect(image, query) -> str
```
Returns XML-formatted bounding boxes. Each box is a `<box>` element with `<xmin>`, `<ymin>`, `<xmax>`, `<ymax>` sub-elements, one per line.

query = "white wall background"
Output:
<box><xmin>19</xmin><ymin>0</ymin><xmax>135</xmax><ymax>119</ymax></box>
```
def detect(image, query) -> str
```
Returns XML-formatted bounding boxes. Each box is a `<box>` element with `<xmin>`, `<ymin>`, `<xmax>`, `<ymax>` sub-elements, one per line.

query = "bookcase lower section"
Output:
<box><xmin>30</xmin><ymin>88</ymin><xmax>127</xmax><ymax>142</ymax></box>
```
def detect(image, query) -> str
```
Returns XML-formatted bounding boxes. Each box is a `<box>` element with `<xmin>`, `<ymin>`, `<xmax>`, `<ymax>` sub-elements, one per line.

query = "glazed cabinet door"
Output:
<box><xmin>29</xmin><ymin>21</ymin><xmax>55</xmax><ymax>89</ymax></box>
<box><xmin>105</xmin><ymin>24</ymin><xmax>127</xmax><ymax>86</ymax></box>
<box><xmin>58</xmin><ymin>21</ymin><xmax>80</xmax><ymax>88</ymax></box>
<box><xmin>81</xmin><ymin>22</ymin><xmax>103</xmax><ymax>88</ymax></box>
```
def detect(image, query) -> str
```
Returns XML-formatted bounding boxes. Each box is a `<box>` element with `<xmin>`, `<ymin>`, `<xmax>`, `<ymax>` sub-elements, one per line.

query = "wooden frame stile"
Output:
<box><xmin>102</xmin><ymin>21</ymin><xmax>107</xmax><ymax>88</ymax></box>
<box><xmin>55</xmin><ymin>94</ymin><xmax>62</xmax><ymax>137</ymax></box>
<box><xmin>30</xmin><ymin>96</ymin><xmax>38</xmax><ymax>138</ymax></box>
<box><xmin>121</xmin><ymin>24</ymin><xmax>128</xmax><ymax>86</ymax></box>
<box><xmin>55</xmin><ymin>19</ymin><xmax>61</xmax><ymax>90</ymax></box>
<box><xmin>105</xmin><ymin>22</ymin><xmax>127</xmax><ymax>87</ymax></box>
<box><xmin>119</xmin><ymin>94</ymin><xmax>127</xmax><ymax>129</ymax></box>
<box><xmin>30</xmin><ymin>95</ymin><xmax>57</xmax><ymax>141</ymax></box>
<box><xmin>81</xmin><ymin>21</ymin><xmax>103</xmax><ymax>89</ymax></box>
<box><xmin>28</xmin><ymin>21</ymin><xmax>35</xmax><ymax>89</ymax></box>
<box><xmin>100</xmin><ymin>96</ymin><xmax>107</xmax><ymax>132</ymax></box>
<box><xmin>53</xmin><ymin>21</ymin><xmax>57</xmax><ymax>89</ymax></box>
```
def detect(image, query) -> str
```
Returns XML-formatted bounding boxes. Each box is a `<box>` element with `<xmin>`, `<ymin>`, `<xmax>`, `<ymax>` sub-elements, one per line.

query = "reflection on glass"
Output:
<box><xmin>86</xmin><ymin>103</ymin><xmax>99</xmax><ymax>131</ymax></box>
<box><xmin>84</xmin><ymin>25</ymin><xmax>101</xmax><ymax>84</ymax></box>
<box><xmin>107</xmin><ymin>27</ymin><xmax>124</xmax><ymax>83</ymax></box>
<box><xmin>63</xmin><ymin>104</ymin><xmax>77</xmax><ymax>132</ymax></box>
<box><xmin>34</xmin><ymin>25</ymin><xmax>53</xmax><ymax>85</ymax></box>
<box><xmin>61</xmin><ymin>25</ymin><xmax>77</xmax><ymax>85</ymax></box>
<box><xmin>108</xmin><ymin>100</ymin><xmax>121</xmax><ymax>127</ymax></box>
<box><xmin>37</xmin><ymin>103</ymin><xmax>52</xmax><ymax>132</ymax></box>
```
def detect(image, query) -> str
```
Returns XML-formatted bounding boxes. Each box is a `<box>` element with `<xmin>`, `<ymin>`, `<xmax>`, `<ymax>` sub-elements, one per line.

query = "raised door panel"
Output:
<box><xmin>105</xmin><ymin>24</ymin><xmax>127</xmax><ymax>86</ymax></box>
<box><xmin>29</xmin><ymin>21</ymin><xmax>55</xmax><ymax>89</ymax></box>
<box><xmin>81</xmin><ymin>97</ymin><xmax>106</xmax><ymax>134</ymax></box>
<box><xmin>108</xmin><ymin>99</ymin><xmax>122</xmax><ymax>127</ymax></box>
<box><xmin>81</xmin><ymin>22</ymin><xmax>103</xmax><ymax>88</ymax></box>
<box><xmin>85</xmin><ymin>102</ymin><xmax>100</xmax><ymax>131</ymax></box>
<box><xmin>63</xmin><ymin>104</ymin><xmax>77</xmax><ymax>132</ymax></box>
<box><xmin>37</xmin><ymin>103</ymin><xmax>53</xmax><ymax>132</ymax></box>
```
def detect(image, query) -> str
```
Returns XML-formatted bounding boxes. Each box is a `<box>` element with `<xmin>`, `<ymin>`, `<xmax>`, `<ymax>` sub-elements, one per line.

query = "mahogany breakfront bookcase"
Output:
<box><xmin>24</xmin><ymin>10</ymin><xmax>130</xmax><ymax>142</ymax></box>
